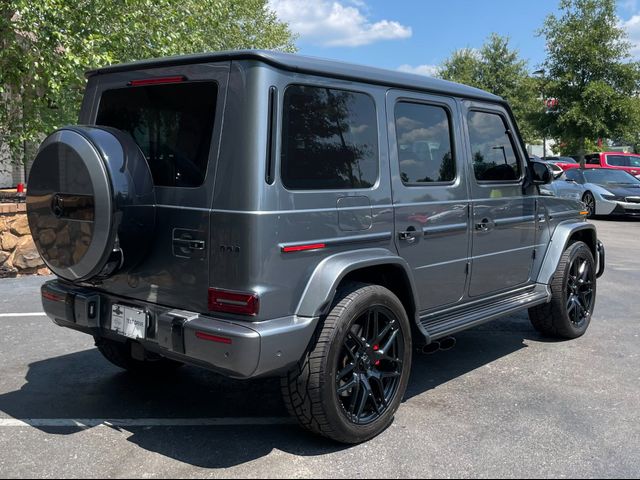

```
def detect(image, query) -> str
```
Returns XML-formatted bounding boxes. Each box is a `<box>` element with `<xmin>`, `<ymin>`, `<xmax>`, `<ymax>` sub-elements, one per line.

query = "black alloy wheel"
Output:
<box><xmin>335</xmin><ymin>306</ymin><xmax>404</xmax><ymax>425</ymax></box>
<box><xmin>565</xmin><ymin>253</ymin><xmax>595</xmax><ymax>328</ymax></box>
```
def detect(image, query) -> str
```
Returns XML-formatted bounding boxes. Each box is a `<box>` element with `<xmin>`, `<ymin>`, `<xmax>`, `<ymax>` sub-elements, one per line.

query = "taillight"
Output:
<box><xmin>128</xmin><ymin>75</ymin><xmax>186</xmax><ymax>87</ymax></box>
<box><xmin>208</xmin><ymin>288</ymin><xmax>259</xmax><ymax>316</ymax></box>
<box><xmin>42</xmin><ymin>290</ymin><xmax>66</xmax><ymax>303</ymax></box>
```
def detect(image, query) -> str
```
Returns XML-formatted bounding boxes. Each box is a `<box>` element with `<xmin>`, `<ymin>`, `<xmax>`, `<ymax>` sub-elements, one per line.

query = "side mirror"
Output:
<box><xmin>531</xmin><ymin>161</ymin><xmax>553</xmax><ymax>185</ymax></box>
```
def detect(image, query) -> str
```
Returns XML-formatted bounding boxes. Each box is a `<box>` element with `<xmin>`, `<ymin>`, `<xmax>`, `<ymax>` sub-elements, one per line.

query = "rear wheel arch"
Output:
<box><xmin>295</xmin><ymin>249</ymin><xmax>421</xmax><ymax>332</ymax></box>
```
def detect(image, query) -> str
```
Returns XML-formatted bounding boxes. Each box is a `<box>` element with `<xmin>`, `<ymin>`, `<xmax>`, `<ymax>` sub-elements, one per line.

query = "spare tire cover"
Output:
<box><xmin>27</xmin><ymin>126</ymin><xmax>155</xmax><ymax>282</ymax></box>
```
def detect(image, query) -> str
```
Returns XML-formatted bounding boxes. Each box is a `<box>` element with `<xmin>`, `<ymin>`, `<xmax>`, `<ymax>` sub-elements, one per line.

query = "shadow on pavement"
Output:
<box><xmin>0</xmin><ymin>311</ymin><xmax>548</xmax><ymax>468</ymax></box>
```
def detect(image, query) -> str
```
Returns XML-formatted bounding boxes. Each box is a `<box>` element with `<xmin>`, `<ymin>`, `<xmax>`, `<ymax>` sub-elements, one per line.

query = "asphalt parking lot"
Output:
<box><xmin>0</xmin><ymin>218</ymin><xmax>638</xmax><ymax>478</ymax></box>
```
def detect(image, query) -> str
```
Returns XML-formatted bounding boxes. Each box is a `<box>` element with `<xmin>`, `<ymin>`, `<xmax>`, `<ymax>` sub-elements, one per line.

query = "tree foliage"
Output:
<box><xmin>438</xmin><ymin>34</ymin><xmax>541</xmax><ymax>143</ymax></box>
<box><xmin>0</xmin><ymin>0</ymin><xmax>296</xmax><ymax>164</ymax></box>
<box><xmin>540</xmin><ymin>0</ymin><xmax>640</xmax><ymax>161</ymax></box>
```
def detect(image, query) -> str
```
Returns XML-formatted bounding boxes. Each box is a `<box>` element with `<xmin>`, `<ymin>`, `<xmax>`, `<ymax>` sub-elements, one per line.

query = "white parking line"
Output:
<box><xmin>0</xmin><ymin>418</ymin><xmax>294</xmax><ymax>428</ymax></box>
<box><xmin>0</xmin><ymin>313</ymin><xmax>47</xmax><ymax>318</ymax></box>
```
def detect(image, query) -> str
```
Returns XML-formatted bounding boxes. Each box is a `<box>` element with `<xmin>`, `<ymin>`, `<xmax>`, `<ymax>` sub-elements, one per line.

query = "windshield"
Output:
<box><xmin>583</xmin><ymin>169</ymin><xmax>640</xmax><ymax>185</ymax></box>
<box><xmin>606</xmin><ymin>154</ymin><xmax>640</xmax><ymax>167</ymax></box>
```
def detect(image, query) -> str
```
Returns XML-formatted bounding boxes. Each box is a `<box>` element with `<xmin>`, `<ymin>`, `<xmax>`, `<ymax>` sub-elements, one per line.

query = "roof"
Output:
<box><xmin>86</xmin><ymin>50</ymin><xmax>502</xmax><ymax>103</ymax></box>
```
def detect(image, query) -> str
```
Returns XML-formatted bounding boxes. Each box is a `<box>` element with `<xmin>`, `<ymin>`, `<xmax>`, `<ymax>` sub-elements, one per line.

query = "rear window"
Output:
<box><xmin>281</xmin><ymin>85</ymin><xmax>378</xmax><ymax>190</ymax></box>
<box><xmin>607</xmin><ymin>155</ymin><xmax>640</xmax><ymax>167</ymax></box>
<box><xmin>96</xmin><ymin>81</ymin><xmax>218</xmax><ymax>187</ymax></box>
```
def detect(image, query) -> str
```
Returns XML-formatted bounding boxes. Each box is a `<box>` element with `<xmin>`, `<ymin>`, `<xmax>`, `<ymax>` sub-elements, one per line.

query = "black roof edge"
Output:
<box><xmin>85</xmin><ymin>50</ymin><xmax>505</xmax><ymax>105</ymax></box>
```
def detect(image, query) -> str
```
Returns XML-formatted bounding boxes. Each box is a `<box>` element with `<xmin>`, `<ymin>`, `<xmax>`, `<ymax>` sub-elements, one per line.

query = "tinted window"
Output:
<box><xmin>281</xmin><ymin>85</ymin><xmax>378</xmax><ymax>190</ymax></box>
<box><xmin>96</xmin><ymin>82</ymin><xmax>217</xmax><ymax>187</ymax></box>
<box><xmin>565</xmin><ymin>169</ymin><xmax>583</xmax><ymax>183</ymax></box>
<box><xmin>586</xmin><ymin>155</ymin><xmax>600</xmax><ymax>165</ymax></box>
<box><xmin>395</xmin><ymin>102</ymin><xmax>455</xmax><ymax>184</ymax></box>
<box><xmin>467</xmin><ymin>111</ymin><xmax>521</xmax><ymax>182</ymax></box>
<box><xmin>584</xmin><ymin>169</ymin><xmax>640</xmax><ymax>184</ymax></box>
<box><xmin>607</xmin><ymin>155</ymin><xmax>640</xmax><ymax>167</ymax></box>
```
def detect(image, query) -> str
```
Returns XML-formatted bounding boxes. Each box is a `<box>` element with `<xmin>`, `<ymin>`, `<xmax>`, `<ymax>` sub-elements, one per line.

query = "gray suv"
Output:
<box><xmin>27</xmin><ymin>51</ymin><xmax>605</xmax><ymax>444</ymax></box>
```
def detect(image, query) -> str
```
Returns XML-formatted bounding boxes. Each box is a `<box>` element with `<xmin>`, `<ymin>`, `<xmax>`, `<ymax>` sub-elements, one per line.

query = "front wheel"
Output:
<box><xmin>529</xmin><ymin>241</ymin><xmax>596</xmax><ymax>339</ymax></box>
<box><xmin>281</xmin><ymin>283</ymin><xmax>412</xmax><ymax>444</ymax></box>
<box><xmin>583</xmin><ymin>192</ymin><xmax>596</xmax><ymax>217</ymax></box>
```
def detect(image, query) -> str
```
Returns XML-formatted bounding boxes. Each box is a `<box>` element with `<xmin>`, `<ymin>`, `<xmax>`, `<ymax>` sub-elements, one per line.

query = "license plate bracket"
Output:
<box><xmin>111</xmin><ymin>304</ymin><xmax>147</xmax><ymax>339</ymax></box>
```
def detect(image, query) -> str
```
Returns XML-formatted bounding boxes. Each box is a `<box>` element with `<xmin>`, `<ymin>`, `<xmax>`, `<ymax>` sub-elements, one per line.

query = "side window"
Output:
<box><xmin>394</xmin><ymin>102</ymin><xmax>455</xmax><ymax>184</ymax></box>
<box><xmin>467</xmin><ymin>111</ymin><xmax>521</xmax><ymax>182</ymax></box>
<box><xmin>586</xmin><ymin>155</ymin><xmax>600</xmax><ymax>165</ymax></box>
<box><xmin>565</xmin><ymin>169</ymin><xmax>582</xmax><ymax>183</ymax></box>
<box><xmin>606</xmin><ymin>155</ymin><xmax>628</xmax><ymax>167</ymax></box>
<box><xmin>281</xmin><ymin>85</ymin><xmax>378</xmax><ymax>190</ymax></box>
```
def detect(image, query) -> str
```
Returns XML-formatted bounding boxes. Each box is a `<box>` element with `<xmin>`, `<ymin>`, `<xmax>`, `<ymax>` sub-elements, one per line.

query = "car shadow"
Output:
<box><xmin>0</xmin><ymin>311</ymin><xmax>551</xmax><ymax>468</ymax></box>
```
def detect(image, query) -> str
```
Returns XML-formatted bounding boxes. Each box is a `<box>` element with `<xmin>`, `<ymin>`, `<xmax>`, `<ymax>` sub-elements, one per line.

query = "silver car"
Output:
<box><xmin>554</xmin><ymin>168</ymin><xmax>640</xmax><ymax>217</ymax></box>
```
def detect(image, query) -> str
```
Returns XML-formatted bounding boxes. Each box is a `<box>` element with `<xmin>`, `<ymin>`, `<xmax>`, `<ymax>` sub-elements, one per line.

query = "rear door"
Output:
<box><xmin>85</xmin><ymin>63</ymin><xmax>229</xmax><ymax>312</ymax></box>
<box><xmin>387</xmin><ymin>90</ymin><xmax>471</xmax><ymax>312</ymax></box>
<box><xmin>462</xmin><ymin>101</ymin><xmax>537</xmax><ymax>297</ymax></box>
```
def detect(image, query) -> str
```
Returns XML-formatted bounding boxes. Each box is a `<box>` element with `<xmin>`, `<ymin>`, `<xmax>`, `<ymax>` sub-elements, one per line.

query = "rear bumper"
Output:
<box><xmin>41</xmin><ymin>280</ymin><xmax>318</xmax><ymax>379</ymax></box>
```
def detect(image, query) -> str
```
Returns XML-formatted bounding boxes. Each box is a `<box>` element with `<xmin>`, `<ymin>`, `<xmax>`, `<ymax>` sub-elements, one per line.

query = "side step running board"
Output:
<box><xmin>420</xmin><ymin>285</ymin><xmax>550</xmax><ymax>340</ymax></box>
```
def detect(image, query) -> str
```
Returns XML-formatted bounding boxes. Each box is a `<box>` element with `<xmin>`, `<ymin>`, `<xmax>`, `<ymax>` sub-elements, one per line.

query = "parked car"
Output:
<box><xmin>26</xmin><ymin>50</ymin><xmax>605</xmax><ymax>444</ymax></box>
<box><xmin>583</xmin><ymin>152</ymin><xmax>640</xmax><ymax>178</ymax></box>
<box><xmin>541</xmin><ymin>156</ymin><xmax>579</xmax><ymax>171</ymax></box>
<box><xmin>538</xmin><ymin>170</ymin><xmax>585</xmax><ymax>201</ymax></box>
<box><xmin>562</xmin><ymin>168</ymin><xmax>640</xmax><ymax>217</ymax></box>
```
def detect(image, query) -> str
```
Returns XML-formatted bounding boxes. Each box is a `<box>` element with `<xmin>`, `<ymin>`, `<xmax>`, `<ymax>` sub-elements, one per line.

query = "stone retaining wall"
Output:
<box><xmin>0</xmin><ymin>205</ymin><xmax>50</xmax><ymax>278</ymax></box>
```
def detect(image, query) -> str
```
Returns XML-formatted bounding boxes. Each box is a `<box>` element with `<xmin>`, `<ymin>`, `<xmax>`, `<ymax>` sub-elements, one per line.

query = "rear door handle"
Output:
<box><xmin>475</xmin><ymin>218</ymin><xmax>494</xmax><ymax>232</ymax></box>
<box><xmin>399</xmin><ymin>226</ymin><xmax>419</xmax><ymax>243</ymax></box>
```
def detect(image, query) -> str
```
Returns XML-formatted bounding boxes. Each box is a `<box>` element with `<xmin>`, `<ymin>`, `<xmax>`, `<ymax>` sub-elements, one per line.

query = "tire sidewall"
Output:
<box><xmin>583</xmin><ymin>192</ymin><xmax>596</xmax><ymax>217</ymax></box>
<box><xmin>320</xmin><ymin>285</ymin><xmax>412</xmax><ymax>443</ymax></box>
<box><xmin>556</xmin><ymin>242</ymin><xmax>597</xmax><ymax>337</ymax></box>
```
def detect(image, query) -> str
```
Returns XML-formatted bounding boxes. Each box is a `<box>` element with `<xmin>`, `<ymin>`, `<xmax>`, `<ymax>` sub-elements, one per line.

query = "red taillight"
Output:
<box><xmin>128</xmin><ymin>76</ymin><xmax>186</xmax><ymax>87</ymax></box>
<box><xmin>195</xmin><ymin>331</ymin><xmax>233</xmax><ymax>345</ymax></box>
<box><xmin>42</xmin><ymin>290</ymin><xmax>65</xmax><ymax>303</ymax></box>
<box><xmin>208</xmin><ymin>288</ymin><xmax>259</xmax><ymax>316</ymax></box>
<box><xmin>282</xmin><ymin>243</ymin><xmax>326</xmax><ymax>253</ymax></box>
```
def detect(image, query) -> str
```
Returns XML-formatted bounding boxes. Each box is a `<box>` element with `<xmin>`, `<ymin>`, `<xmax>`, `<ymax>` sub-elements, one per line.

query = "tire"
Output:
<box><xmin>529</xmin><ymin>241</ymin><xmax>597</xmax><ymax>339</ymax></box>
<box><xmin>281</xmin><ymin>282</ymin><xmax>412</xmax><ymax>444</ymax></box>
<box><xmin>95</xmin><ymin>338</ymin><xmax>183</xmax><ymax>374</ymax></box>
<box><xmin>582</xmin><ymin>192</ymin><xmax>596</xmax><ymax>218</ymax></box>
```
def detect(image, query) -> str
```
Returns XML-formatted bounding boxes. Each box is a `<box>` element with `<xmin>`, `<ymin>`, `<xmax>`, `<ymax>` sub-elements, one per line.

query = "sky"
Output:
<box><xmin>268</xmin><ymin>0</ymin><xmax>640</xmax><ymax>75</ymax></box>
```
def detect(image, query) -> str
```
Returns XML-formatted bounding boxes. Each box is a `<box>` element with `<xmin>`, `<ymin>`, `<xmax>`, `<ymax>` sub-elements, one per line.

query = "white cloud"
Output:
<box><xmin>397</xmin><ymin>64</ymin><xmax>439</xmax><ymax>77</ymax></box>
<box><xmin>621</xmin><ymin>14</ymin><xmax>640</xmax><ymax>57</ymax></box>
<box><xmin>268</xmin><ymin>0</ymin><xmax>412</xmax><ymax>47</ymax></box>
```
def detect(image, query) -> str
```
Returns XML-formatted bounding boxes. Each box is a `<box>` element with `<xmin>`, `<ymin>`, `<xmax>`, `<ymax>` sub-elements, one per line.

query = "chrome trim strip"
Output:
<box><xmin>422</xmin><ymin>222</ymin><xmax>468</xmax><ymax>236</ymax></box>
<box><xmin>494</xmin><ymin>215</ymin><xmax>537</xmax><ymax>227</ymax></box>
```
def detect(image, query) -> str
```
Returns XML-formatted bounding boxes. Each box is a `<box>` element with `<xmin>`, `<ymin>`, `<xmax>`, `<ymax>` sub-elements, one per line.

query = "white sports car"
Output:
<box><xmin>545</xmin><ymin>168</ymin><xmax>640</xmax><ymax>217</ymax></box>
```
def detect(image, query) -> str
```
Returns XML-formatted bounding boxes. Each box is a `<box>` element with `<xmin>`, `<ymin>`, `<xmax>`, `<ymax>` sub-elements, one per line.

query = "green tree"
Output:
<box><xmin>438</xmin><ymin>34</ymin><xmax>541</xmax><ymax>143</ymax></box>
<box><xmin>439</xmin><ymin>48</ymin><xmax>482</xmax><ymax>87</ymax></box>
<box><xmin>540</xmin><ymin>0</ymin><xmax>640</xmax><ymax>164</ymax></box>
<box><xmin>0</xmin><ymin>0</ymin><xmax>296</xmax><ymax>165</ymax></box>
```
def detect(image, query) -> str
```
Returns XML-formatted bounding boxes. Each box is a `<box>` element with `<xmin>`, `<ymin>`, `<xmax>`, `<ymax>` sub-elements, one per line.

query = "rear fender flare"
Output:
<box><xmin>295</xmin><ymin>248</ymin><xmax>422</xmax><ymax>326</ymax></box>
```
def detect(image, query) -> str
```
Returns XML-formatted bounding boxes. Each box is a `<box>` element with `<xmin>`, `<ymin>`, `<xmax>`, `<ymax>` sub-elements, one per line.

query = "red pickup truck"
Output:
<box><xmin>564</xmin><ymin>152</ymin><xmax>640</xmax><ymax>179</ymax></box>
